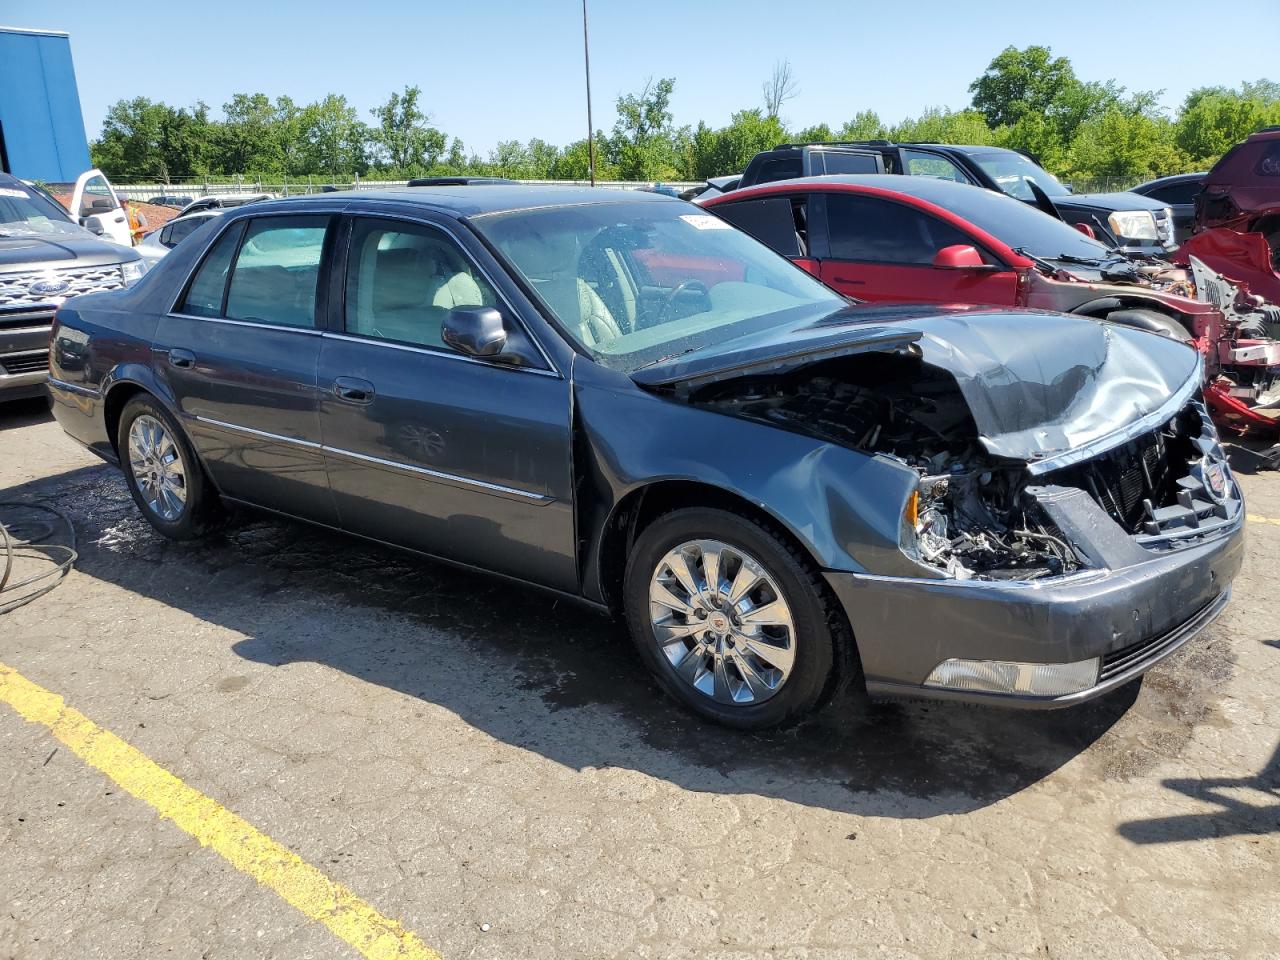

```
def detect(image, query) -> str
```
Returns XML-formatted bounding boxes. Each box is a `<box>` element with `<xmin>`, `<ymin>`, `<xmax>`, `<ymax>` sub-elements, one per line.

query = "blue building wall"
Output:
<box><xmin>0</xmin><ymin>27</ymin><xmax>91</xmax><ymax>182</ymax></box>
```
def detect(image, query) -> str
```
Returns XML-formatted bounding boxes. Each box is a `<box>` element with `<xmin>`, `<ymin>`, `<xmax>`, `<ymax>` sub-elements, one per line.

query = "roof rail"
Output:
<box><xmin>770</xmin><ymin>140</ymin><xmax>895</xmax><ymax>150</ymax></box>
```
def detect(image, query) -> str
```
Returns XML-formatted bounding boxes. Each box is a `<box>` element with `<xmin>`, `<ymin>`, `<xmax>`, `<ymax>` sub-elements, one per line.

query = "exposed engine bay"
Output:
<box><xmin>689</xmin><ymin>352</ymin><xmax>1218</xmax><ymax>581</ymax></box>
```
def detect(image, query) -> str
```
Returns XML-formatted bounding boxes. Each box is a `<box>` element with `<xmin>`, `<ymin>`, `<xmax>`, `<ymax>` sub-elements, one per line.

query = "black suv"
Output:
<box><xmin>0</xmin><ymin>173</ymin><xmax>147</xmax><ymax>402</ymax></box>
<box><xmin>736</xmin><ymin>142</ymin><xmax>1176</xmax><ymax>257</ymax></box>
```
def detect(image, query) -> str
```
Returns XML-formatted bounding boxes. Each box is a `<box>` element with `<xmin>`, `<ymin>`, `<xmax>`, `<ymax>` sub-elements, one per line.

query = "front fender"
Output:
<box><xmin>573</xmin><ymin>363</ymin><xmax>924</xmax><ymax>602</ymax></box>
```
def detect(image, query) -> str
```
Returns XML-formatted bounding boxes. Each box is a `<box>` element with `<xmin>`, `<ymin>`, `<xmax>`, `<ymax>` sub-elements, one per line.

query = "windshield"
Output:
<box><xmin>935</xmin><ymin>183</ymin><xmax>1117</xmax><ymax>262</ymax></box>
<box><xmin>968</xmin><ymin>151</ymin><xmax>1071</xmax><ymax>201</ymax></box>
<box><xmin>0</xmin><ymin>182</ymin><xmax>84</xmax><ymax>238</ymax></box>
<box><xmin>473</xmin><ymin>201</ymin><xmax>844</xmax><ymax>372</ymax></box>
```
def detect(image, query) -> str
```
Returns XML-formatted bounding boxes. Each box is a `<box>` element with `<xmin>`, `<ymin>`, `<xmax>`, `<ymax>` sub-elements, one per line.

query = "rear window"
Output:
<box><xmin>713</xmin><ymin>197</ymin><xmax>803</xmax><ymax>257</ymax></box>
<box><xmin>753</xmin><ymin>156</ymin><xmax>802</xmax><ymax>184</ymax></box>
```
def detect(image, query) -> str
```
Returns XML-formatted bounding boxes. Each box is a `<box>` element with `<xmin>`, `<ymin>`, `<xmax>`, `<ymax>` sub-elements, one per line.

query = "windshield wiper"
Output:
<box><xmin>1011</xmin><ymin>247</ymin><xmax>1060</xmax><ymax>276</ymax></box>
<box><xmin>633</xmin><ymin>346</ymin><xmax>701</xmax><ymax>371</ymax></box>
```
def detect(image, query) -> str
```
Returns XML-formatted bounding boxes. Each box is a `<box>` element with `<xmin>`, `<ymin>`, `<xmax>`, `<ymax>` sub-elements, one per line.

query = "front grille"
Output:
<box><xmin>0</xmin><ymin>264</ymin><xmax>125</xmax><ymax>310</ymax></box>
<box><xmin>1099</xmin><ymin>596</ymin><xmax>1218</xmax><ymax>681</ymax></box>
<box><xmin>1047</xmin><ymin>400</ymin><xmax>1237</xmax><ymax>538</ymax></box>
<box><xmin>0</xmin><ymin>351</ymin><xmax>48</xmax><ymax>375</ymax></box>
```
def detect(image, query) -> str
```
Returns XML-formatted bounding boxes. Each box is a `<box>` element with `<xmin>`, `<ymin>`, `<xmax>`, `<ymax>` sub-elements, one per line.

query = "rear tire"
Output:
<box><xmin>118</xmin><ymin>394</ymin><xmax>218</xmax><ymax>540</ymax></box>
<box><xmin>624</xmin><ymin>507</ymin><xmax>854</xmax><ymax>729</ymax></box>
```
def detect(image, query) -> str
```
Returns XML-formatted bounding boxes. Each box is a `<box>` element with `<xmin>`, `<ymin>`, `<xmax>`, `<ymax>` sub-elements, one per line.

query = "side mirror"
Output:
<box><xmin>442</xmin><ymin>306</ymin><xmax>508</xmax><ymax>358</ymax></box>
<box><xmin>1073</xmin><ymin>222</ymin><xmax>1097</xmax><ymax>239</ymax></box>
<box><xmin>89</xmin><ymin>197</ymin><xmax>116</xmax><ymax>213</ymax></box>
<box><xmin>932</xmin><ymin>244</ymin><xmax>988</xmax><ymax>270</ymax></box>
<box><xmin>83</xmin><ymin>215</ymin><xmax>107</xmax><ymax>236</ymax></box>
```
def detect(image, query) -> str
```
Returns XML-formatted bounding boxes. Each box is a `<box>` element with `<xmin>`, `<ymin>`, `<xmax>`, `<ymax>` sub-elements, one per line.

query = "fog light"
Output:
<box><xmin>924</xmin><ymin>657</ymin><xmax>1099</xmax><ymax>696</ymax></box>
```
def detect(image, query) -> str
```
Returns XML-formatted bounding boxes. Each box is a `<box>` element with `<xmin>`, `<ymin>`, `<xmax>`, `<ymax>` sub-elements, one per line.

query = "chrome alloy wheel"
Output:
<box><xmin>127</xmin><ymin>415</ymin><xmax>187</xmax><ymax>522</ymax></box>
<box><xmin>648</xmin><ymin>539</ymin><xmax>796</xmax><ymax>705</ymax></box>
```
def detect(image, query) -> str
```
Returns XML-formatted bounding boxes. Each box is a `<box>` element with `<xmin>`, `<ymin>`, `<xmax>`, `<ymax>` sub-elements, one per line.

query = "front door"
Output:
<box><xmin>316</xmin><ymin>215</ymin><xmax>577</xmax><ymax>591</ymax></box>
<box><xmin>70</xmin><ymin>170</ymin><xmax>131</xmax><ymax>246</ymax></box>
<box><xmin>816</xmin><ymin>192</ymin><xmax>1020</xmax><ymax>305</ymax></box>
<box><xmin>156</xmin><ymin>213</ymin><xmax>338</xmax><ymax>524</ymax></box>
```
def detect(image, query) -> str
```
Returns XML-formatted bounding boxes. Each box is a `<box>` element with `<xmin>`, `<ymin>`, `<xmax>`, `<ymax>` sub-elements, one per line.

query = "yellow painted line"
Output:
<box><xmin>0</xmin><ymin>661</ymin><xmax>440</xmax><ymax>960</ymax></box>
<box><xmin>1248</xmin><ymin>513</ymin><xmax>1280</xmax><ymax>527</ymax></box>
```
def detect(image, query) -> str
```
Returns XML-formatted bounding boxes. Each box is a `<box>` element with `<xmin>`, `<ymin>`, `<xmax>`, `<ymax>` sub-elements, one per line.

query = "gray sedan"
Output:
<box><xmin>45</xmin><ymin>186</ymin><xmax>1243</xmax><ymax>728</ymax></box>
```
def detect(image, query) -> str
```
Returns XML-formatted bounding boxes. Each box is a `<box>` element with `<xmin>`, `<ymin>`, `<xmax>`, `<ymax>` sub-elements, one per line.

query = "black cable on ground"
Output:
<box><xmin>0</xmin><ymin>502</ymin><xmax>78</xmax><ymax>616</ymax></box>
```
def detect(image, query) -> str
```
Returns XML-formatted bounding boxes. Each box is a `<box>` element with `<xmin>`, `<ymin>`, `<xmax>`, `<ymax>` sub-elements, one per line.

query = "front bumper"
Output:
<box><xmin>0</xmin><ymin>310</ymin><xmax>53</xmax><ymax>402</ymax></box>
<box><xmin>826</xmin><ymin>513</ymin><xmax>1244</xmax><ymax>708</ymax></box>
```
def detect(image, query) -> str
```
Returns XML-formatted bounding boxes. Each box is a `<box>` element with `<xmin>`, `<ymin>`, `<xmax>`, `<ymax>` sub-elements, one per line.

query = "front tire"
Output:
<box><xmin>624</xmin><ymin>507</ymin><xmax>851</xmax><ymax>729</ymax></box>
<box><xmin>118</xmin><ymin>394</ymin><xmax>216</xmax><ymax>539</ymax></box>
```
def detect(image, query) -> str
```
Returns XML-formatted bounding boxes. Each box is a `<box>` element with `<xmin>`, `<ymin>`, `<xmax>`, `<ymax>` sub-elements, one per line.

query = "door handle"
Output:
<box><xmin>168</xmin><ymin>348</ymin><xmax>196</xmax><ymax>369</ymax></box>
<box><xmin>832</xmin><ymin>276</ymin><xmax>866</xmax><ymax>285</ymax></box>
<box><xmin>333</xmin><ymin>377</ymin><xmax>375</xmax><ymax>404</ymax></box>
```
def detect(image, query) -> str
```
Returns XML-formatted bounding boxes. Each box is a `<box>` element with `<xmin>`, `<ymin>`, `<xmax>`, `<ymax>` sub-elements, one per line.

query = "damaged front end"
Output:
<box><xmin>639</xmin><ymin>308</ymin><xmax>1238</xmax><ymax>585</ymax></box>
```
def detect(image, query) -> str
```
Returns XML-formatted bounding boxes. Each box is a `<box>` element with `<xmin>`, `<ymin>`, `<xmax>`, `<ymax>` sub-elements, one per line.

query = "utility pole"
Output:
<box><xmin>582</xmin><ymin>0</ymin><xmax>596</xmax><ymax>186</ymax></box>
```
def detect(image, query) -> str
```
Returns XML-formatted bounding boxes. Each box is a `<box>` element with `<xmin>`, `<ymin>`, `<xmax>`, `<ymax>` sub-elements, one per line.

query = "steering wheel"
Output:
<box><xmin>658</xmin><ymin>279</ymin><xmax>711</xmax><ymax>325</ymax></box>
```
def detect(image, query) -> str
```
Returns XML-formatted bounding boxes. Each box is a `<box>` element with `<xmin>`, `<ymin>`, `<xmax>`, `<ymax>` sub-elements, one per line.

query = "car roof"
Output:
<box><xmin>234</xmin><ymin>184</ymin><xmax>680</xmax><ymax>219</ymax></box>
<box><xmin>713</xmin><ymin>173</ymin><xmax>995</xmax><ymax>205</ymax></box>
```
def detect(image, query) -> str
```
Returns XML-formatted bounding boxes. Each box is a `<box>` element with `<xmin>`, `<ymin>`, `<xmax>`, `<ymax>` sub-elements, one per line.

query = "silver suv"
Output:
<box><xmin>0</xmin><ymin>174</ymin><xmax>147</xmax><ymax>402</ymax></box>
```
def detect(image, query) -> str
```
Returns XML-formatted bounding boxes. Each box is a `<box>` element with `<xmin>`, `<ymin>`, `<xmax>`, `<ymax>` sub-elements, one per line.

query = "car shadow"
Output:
<box><xmin>0</xmin><ymin>396</ymin><xmax>53</xmax><ymax>430</ymax></box>
<box><xmin>9</xmin><ymin>462</ymin><xmax>1225</xmax><ymax>819</ymax></box>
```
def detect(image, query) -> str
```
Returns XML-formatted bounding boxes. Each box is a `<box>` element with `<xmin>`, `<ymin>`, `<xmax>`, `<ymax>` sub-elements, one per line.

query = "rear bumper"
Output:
<box><xmin>826</xmin><ymin>515</ymin><xmax>1244</xmax><ymax>708</ymax></box>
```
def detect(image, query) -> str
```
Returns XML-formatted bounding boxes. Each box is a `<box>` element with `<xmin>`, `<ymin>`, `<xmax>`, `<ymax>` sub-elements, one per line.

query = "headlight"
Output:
<box><xmin>1107</xmin><ymin>210</ymin><xmax>1158</xmax><ymax>241</ymax></box>
<box><xmin>1157</xmin><ymin>207</ymin><xmax>1175</xmax><ymax>247</ymax></box>
<box><xmin>119</xmin><ymin>259</ymin><xmax>148</xmax><ymax>287</ymax></box>
<box><xmin>924</xmin><ymin>657</ymin><xmax>1100</xmax><ymax>696</ymax></box>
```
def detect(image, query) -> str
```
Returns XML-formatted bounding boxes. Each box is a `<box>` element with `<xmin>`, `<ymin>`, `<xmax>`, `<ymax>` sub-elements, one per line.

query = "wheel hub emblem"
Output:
<box><xmin>709</xmin><ymin>614</ymin><xmax>729</xmax><ymax>634</ymax></box>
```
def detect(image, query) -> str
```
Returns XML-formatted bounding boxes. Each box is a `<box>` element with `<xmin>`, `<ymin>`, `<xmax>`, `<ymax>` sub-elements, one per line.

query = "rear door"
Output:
<box><xmin>315</xmin><ymin>213</ymin><xmax>578</xmax><ymax>591</ymax></box>
<box><xmin>815</xmin><ymin>192</ymin><xmax>1019</xmax><ymax>305</ymax></box>
<box><xmin>157</xmin><ymin>213</ymin><xmax>338</xmax><ymax>523</ymax></box>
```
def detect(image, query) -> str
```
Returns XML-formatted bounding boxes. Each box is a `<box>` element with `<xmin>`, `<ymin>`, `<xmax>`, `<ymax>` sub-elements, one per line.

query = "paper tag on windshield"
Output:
<box><xmin>680</xmin><ymin>214</ymin><xmax>730</xmax><ymax>230</ymax></box>
<box><xmin>0</xmin><ymin>188</ymin><xmax>29</xmax><ymax>199</ymax></box>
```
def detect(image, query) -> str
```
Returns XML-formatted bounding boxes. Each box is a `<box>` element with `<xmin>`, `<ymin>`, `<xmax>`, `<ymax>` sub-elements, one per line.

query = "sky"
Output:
<box><xmin>4</xmin><ymin>0</ymin><xmax>1278</xmax><ymax>155</ymax></box>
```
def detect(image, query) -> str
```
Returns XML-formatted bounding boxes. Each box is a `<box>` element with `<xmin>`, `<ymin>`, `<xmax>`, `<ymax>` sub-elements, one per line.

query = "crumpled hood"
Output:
<box><xmin>908</xmin><ymin>311</ymin><xmax>1201</xmax><ymax>471</ymax></box>
<box><xmin>634</xmin><ymin>305</ymin><xmax>1202</xmax><ymax>473</ymax></box>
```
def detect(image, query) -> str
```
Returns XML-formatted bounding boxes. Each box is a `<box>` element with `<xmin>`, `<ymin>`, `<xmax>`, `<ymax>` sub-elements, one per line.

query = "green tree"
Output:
<box><xmin>792</xmin><ymin>122</ymin><xmax>834</xmax><ymax>143</ymax></box>
<box><xmin>693</xmin><ymin>109</ymin><xmax>787</xmax><ymax>179</ymax></box>
<box><xmin>611</xmin><ymin>77</ymin><xmax>680</xmax><ymax>180</ymax></box>
<box><xmin>297</xmin><ymin>95</ymin><xmax>368</xmax><ymax>176</ymax></box>
<box><xmin>969</xmin><ymin>45</ymin><xmax>1078</xmax><ymax>129</ymax></box>
<box><xmin>215</xmin><ymin>93</ymin><xmax>289</xmax><ymax>174</ymax></box>
<box><xmin>1176</xmin><ymin>84</ymin><xmax>1280</xmax><ymax>164</ymax></box>
<box><xmin>369</xmin><ymin>85</ymin><xmax>446</xmax><ymax>172</ymax></box>
<box><xmin>890</xmin><ymin>107</ymin><xmax>992</xmax><ymax>145</ymax></box>
<box><xmin>91</xmin><ymin>98</ymin><xmax>212</xmax><ymax>181</ymax></box>
<box><xmin>1068</xmin><ymin>110</ymin><xmax>1189</xmax><ymax>180</ymax></box>
<box><xmin>551</xmin><ymin>133</ymin><xmax>616</xmax><ymax>180</ymax></box>
<box><xmin>835</xmin><ymin>111</ymin><xmax>887</xmax><ymax>140</ymax></box>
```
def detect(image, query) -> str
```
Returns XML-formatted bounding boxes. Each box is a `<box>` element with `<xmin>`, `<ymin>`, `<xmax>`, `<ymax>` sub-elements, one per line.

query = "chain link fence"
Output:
<box><xmin>113</xmin><ymin>177</ymin><xmax>703</xmax><ymax>202</ymax></box>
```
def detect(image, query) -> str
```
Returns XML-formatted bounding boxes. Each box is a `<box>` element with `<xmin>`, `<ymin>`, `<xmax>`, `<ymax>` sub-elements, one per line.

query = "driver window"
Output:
<box><xmin>345</xmin><ymin>218</ymin><xmax>497</xmax><ymax>351</ymax></box>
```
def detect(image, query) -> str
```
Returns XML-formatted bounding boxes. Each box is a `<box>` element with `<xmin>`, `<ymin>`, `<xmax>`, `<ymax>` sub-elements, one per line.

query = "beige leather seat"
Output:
<box><xmin>499</xmin><ymin>226</ymin><xmax>622</xmax><ymax>348</ymax></box>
